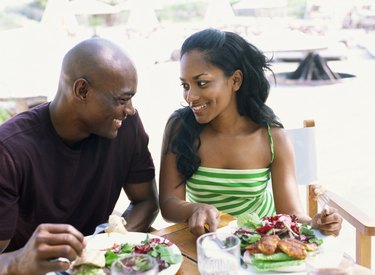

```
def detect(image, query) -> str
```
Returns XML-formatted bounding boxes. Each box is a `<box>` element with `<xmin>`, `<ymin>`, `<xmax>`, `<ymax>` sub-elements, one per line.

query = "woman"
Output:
<box><xmin>159</xmin><ymin>28</ymin><xmax>342</xmax><ymax>237</ymax></box>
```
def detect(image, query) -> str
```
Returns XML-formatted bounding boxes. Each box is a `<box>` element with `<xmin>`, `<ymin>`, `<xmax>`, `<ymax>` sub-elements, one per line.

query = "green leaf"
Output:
<box><xmin>104</xmin><ymin>250</ymin><xmax>122</xmax><ymax>266</ymax></box>
<box><xmin>299</xmin><ymin>224</ymin><xmax>315</xmax><ymax>235</ymax></box>
<box><xmin>237</xmin><ymin>212</ymin><xmax>262</xmax><ymax>229</ymax></box>
<box><xmin>309</xmin><ymin>237</ymin><xmax>324</xmax><ymax>246</ymax></box>
<box><xmin>120</xmin><ymin>243</ymin><xmax>134</xmax><ymax>253</ymax></box>
<box><xmin>253</xmin><ymin>252</ymin><xmax>294</xmax><ymax>261</ymax></box>
<box><xmin>239</xmin><ymin>234</ymin><xmax>261</xmax><ymax>249</ymax></box>
<box><xmin>155</xmin><ymin>245</ymin><xmax>182</xmax><ymax>264</ymax></box>
<box><xmin>73</xmin><ymin>265</ymin><xmax>105</xmax><ymax>275</ymax></box>
<box><xmin>252</xmin><ymin>258</ymin><xmax>304</xmax><ymax>271</ymax></box>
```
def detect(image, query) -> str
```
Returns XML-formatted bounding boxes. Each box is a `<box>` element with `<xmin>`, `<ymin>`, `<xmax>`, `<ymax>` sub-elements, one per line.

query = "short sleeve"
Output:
<box><xmin>0</xmin><ymin>143</ymin><xmax>19</xmax><ymax>239</ymax></box>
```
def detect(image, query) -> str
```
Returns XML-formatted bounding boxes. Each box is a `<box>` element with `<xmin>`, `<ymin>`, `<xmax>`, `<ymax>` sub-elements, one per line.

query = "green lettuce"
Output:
<box><xmin>252</xmin><ymin>258</ymin><xmax>304</xmax><ymax>271</ymax></box>
<box><xmin>73</xmin><ymin>265</ymin><xmax>105</xmax><ymax>275</ymax></box>
<box><xmin>237</xmin><ymin>212</ymin><xmax>262</xmax><ymax>229</ymax></box>
<box><xmin>253</xmin><ymin>252</ymin><xmax>294</xmax><ymax>261</ymax></box>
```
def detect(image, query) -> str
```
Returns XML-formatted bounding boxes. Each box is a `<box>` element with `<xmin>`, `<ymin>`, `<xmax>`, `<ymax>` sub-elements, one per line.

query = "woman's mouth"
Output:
<box><xmin>191</xmin><ymin>103</ymin><xmax>207</xmax><ymax>114</ymax></box>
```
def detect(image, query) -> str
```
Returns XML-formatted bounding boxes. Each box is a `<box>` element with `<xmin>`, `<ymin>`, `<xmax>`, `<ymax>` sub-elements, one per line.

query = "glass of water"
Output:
<box><xmin>197</xmin><ymin>232</ymin><xmax>241</xmax><ymax>275</ymax></box>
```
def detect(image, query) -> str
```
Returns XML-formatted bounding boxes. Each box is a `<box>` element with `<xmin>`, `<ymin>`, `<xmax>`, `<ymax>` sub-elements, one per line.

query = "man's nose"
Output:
<box><xmin>124</xmin><ymin>101</ymin><xmax>135</xmax><ymax>116</ymax></box>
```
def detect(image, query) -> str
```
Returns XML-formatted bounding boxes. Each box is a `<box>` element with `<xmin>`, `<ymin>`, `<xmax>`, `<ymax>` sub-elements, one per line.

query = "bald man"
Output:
<box><xmin>0</xmin><ymin>38</ymin><xmax>158</xmax><ymax>274</ymax></box>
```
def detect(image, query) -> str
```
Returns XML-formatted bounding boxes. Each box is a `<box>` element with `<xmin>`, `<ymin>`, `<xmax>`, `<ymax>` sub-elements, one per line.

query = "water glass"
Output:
<box><xmin>111</xmin><ymin>253</ymin><xmax>158</xmax><ymax>275</ymax></box>
<box><xmin>197</xmin><ymin>232</ymin><xmax>241</xmax><ymax>275</ymax></box>
<box><xmin>306</xmin><ymin>251</ymin><xmax>355</xmax><ymax>275</ymax></box>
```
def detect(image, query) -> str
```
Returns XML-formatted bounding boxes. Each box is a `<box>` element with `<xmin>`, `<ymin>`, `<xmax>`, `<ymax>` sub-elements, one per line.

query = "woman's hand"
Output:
<box><xmin>188</xmin><ymin>204</ymin><xmax>220</xmax><ymax>237</ymax></box>
<box><xmin>5</xmin><ymin>224</ymin><xmax>86</xmax><ymax>275</ymax></box>
<box><xmin>311</xmin><ymin>207</ymin><xmax>343</xmax><ymax>236</ymax></box>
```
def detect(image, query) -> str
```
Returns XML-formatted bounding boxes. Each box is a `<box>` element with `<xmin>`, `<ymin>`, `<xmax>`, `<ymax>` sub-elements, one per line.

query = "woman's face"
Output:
<box><xmin>180</xmin><ymin>50</ymin><xmax>238</xmax><ymax>124</ymax></box>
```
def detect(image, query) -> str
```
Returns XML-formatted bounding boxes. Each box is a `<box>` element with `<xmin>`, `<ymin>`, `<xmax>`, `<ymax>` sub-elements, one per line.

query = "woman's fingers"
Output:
<box><xmin>316</xmin><ymin>207</ymin><xmax>342</xmax><ymax>236</ymax></box>
<box><xmin>189</xmin><ymin>205</ymin><xmax>220</xmax><ymax>236</ymax></box>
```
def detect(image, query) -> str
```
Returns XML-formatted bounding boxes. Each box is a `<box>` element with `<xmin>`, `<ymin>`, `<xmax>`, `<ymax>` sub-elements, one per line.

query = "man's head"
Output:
<box><xmin>52</xmin><ymin>37</ymin><xmax>137</xmax><ymax>142</ymax></box>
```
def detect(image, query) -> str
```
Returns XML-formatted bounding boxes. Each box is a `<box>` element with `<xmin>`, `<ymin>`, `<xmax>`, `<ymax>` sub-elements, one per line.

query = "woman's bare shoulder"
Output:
<box><xmin>269</xmin><ymin>126</ymin><xmax>288</xmax><ymax>142</ymax></box>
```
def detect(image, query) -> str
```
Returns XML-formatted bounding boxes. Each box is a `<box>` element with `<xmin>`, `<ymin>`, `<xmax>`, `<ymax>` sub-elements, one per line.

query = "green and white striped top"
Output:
<box><xmin>186</xmin><ymin>126</ymin><xmax>276</xmax><ymax>219</ymax></box>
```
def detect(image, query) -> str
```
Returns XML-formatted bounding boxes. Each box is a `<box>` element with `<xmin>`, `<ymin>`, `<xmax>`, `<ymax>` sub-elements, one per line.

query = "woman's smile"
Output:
<box><xmin>190</xmin><ymin>103</ymin><xmax>208</xmax><ymax>115</ymax></box>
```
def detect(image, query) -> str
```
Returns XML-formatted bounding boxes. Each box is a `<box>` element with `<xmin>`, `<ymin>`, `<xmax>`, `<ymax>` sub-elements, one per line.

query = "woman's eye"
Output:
<box><xmin>197</xmin><ymin>81</ymin><xmax>207</xmax><ymax>87</ymax></box>
<box><xmin>181</xmin><ymin>83</ymin><xmax>189</xmax><ymax>90</ymax></box>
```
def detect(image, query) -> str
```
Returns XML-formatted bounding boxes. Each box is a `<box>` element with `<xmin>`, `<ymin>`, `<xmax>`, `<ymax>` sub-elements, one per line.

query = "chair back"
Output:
<box><xmin>285</xmin><ymin>120</ymin><xmax>318</xmax><ymax>218</ymax></box>
<box><xmin>286</xmin><ymin>120</ymin><xmax>375</xmax><ymax>268</ymax></box>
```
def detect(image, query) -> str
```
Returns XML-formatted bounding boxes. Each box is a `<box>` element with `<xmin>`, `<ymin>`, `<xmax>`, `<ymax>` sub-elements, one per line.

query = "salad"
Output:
<box><xmin>72</xmin><ymin>234</ymin><xmax>182</xmax><ymax>274</ymax></box>
<box><xmin>234</xmin><ymin>213</ymin><xmax>323</xmax><ymax>271</ymax></box>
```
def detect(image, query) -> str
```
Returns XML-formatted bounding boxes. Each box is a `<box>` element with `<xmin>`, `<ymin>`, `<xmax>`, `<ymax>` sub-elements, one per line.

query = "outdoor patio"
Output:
<box><xmin>1</xmin><ymin>0</ymin><xmax>375</xmax><ymax>268</ymax></box>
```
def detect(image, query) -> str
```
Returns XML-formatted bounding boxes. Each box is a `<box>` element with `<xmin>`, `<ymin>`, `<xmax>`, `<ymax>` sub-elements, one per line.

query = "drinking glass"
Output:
<box><xmin>111</xmin><ymin>253</ymin><xmax>158</xmax><ymax>275</ymax></box>
<box><xmin>305</xmin><ymin>251</ymin><xmax>355</xmax><ymax>275</ymax></box>
<box><xmin>197</xmin><ymin>232</ymin><xmax>241</xmax><ymax>275</ymax></box>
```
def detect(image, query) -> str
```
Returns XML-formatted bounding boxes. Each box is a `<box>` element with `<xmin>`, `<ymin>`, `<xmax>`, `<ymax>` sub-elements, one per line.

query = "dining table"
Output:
<box><xmin>150</xmin><ymin>213</ymin><xmax>375</xmax><ymax>275</ymax></box>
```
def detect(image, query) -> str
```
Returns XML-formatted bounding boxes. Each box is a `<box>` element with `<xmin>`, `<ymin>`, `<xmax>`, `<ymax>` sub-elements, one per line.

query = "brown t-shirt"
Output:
<box><xmin>0</xmin><ymin>103</ymin><xmax>155</xmax><ymax>252</ymax></box>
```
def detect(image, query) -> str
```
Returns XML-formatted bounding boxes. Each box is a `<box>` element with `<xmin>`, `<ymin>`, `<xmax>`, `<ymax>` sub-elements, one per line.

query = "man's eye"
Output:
<box><xmin>118</xmin><ymin>98</ymin><xmax>130</xmax><ymax>104</ymax></box>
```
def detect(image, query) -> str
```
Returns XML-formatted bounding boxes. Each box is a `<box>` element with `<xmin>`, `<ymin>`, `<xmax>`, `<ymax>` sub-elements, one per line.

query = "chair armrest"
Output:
<box><xmin>325</xmin><ymin>190</ymin><xmax>375</xmax><ymax>236</ymax></box>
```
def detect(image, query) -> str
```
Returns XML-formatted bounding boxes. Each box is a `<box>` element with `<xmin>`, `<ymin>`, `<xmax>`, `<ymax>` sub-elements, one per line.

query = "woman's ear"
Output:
<box><xmin>232</xmin><ymin>69</ymin><xmax>243</xmax><ymax>92</ymax></box>
<box><xmin>73</xmin><ymin>78</ymin><xmax>89</xmax><ymax>101</ymax></box>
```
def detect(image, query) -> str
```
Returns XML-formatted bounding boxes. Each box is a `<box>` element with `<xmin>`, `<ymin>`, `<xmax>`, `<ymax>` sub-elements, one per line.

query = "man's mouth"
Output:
<box><xmin>114</xmin><ymin>118</ymin><xmax>123</xmax><ymax>128</ymax></box>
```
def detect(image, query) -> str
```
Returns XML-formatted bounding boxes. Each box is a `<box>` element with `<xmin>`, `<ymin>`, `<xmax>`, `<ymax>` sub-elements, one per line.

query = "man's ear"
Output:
<box><xmin>232</xmin><ymin>69</ymin><xmax>243</xmax><ymax>92</ymax></box>
<box><xmin>73</xmin><ymin>78</ymin><xmax>89</xmax><ymax>101</ymax></box>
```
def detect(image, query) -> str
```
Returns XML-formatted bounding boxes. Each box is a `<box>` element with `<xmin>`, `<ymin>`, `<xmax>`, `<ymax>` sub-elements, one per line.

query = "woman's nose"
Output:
<box><xmin>185</xmin><ymin>89</ymin><xmax>199</xmax><ymax>103</ymax></box>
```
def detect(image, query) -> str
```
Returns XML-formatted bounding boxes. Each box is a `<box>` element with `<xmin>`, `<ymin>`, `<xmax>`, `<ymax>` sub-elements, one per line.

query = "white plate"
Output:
<box><xmin>85</xmin><ymin>232</ymin><xmax>182</xmax><ymax>275</ymax></box>
<box><xmin>220</xmin><ymin>220</ymin><xmax>329</xmax><ymax>274</ymax></box>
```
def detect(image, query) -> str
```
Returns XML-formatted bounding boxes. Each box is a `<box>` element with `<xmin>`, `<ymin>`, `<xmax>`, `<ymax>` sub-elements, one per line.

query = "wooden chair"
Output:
<box><xmin>287</xmin><ymin>120</ymin><xmax>375</xmax><ymax>269</ymax></box>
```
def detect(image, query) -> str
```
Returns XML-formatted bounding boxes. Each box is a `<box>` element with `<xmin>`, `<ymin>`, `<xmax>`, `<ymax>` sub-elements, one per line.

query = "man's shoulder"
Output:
<box><xmin>0</xmin><ymin>102</ymin><xmax>49</xmax><ymax>143</ymax></box>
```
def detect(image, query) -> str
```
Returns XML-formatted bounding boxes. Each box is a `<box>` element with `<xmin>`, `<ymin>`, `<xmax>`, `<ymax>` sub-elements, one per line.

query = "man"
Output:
<box><xmin>0</xmin><ymin>38</ymin><xmax>159</xmax><ymax>274</ymax></box>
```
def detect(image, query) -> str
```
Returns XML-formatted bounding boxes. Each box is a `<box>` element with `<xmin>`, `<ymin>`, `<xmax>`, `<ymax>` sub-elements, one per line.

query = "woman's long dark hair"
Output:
<box><xmin>164</xmin><ymin>28</ymin><xmax>283</xmax><ymax>183</ymax></box>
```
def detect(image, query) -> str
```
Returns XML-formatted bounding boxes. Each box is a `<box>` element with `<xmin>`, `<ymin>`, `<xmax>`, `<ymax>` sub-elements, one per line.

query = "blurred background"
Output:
<box><xmin>1</xmin><ymin>0</ymin><xmax>375</xmax><ymax>268</ymax></box>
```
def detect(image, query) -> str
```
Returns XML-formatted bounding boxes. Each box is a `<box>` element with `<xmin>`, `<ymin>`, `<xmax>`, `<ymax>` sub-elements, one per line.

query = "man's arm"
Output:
<box><xmin>122</xmin><ymin>179</ymin><xmax>159</xmax><ymax>232</ymax></box>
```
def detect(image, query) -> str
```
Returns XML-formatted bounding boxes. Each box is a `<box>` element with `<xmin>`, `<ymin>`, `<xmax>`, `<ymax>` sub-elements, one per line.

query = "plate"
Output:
<box><xmin>85</xmin><ymin>232</ymin><xmax>182</xmax><ymax>275</ymax></box>
<box><xmin>220</xmin><ymin>220</ymin><xmax>329</xmax><ymax>274</ymax></box>
<box><xmin>48</xmin><ymin>232</ymin><xmax>182</xmax><ymax>275</ymax></box>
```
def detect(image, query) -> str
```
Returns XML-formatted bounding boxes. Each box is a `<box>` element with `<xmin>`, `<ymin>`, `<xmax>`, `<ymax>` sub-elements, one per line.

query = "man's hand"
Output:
<box><xmin>1</xmin><ymin>224</ymin><xmax>86</xmax><ymax>275</ymax></box>
<box><xmin>188</xmin><ymin>204</ymin><xmax>220</xmax><ymax>237</ymax></box>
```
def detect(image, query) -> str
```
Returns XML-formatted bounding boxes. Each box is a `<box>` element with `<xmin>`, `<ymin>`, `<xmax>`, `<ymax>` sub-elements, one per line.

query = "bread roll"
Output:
<box><xmin>105</xmin><ymin>214</ymin><xmax>128</xmax><ymax>234</ymax></box>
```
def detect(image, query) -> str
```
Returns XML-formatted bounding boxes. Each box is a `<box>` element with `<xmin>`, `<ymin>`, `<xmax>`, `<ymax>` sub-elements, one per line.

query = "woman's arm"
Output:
<box><xmin>159</xmin><ymin>122</ymin><xmax>219</xmax><ymax>236</ymax></box>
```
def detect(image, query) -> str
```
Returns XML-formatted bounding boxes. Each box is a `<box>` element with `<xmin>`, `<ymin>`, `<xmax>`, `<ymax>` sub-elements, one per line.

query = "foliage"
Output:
<box><xmin>0</xmin><ymin>106</ymin><xmax>12</xmax><ymax>124</ymax></box>
<box><xmin>33</xmin><ymin>0</ymin><xmax>48</xmax><ymax>9</ymax></box>
<box><xmin>157</xmin><ymin>1</ymin><xmax>207</xmax><ymax>23</ymax></box>
<box><xmin>286</xmin><ymin>0</ymin><xmax>307</xmax><ymax>18</ymax></box>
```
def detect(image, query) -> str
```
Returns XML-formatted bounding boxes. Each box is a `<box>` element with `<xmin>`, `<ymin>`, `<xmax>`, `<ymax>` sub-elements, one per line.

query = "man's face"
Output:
<box><xmin>82</xmin><ymin>72</ymin><xmax>137</xmax><ymax>139</ymax></box>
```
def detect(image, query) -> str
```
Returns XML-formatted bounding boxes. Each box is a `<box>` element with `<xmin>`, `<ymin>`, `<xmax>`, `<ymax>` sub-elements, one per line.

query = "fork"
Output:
<box><xmin>317</xmin><ymin>191</ymin><xmax>331</xmax><ymax>216</ymax></box>
<box><xmin>89</xmin><ymin>223</ymin><xmax>115</xmax><ymax>239</ymax></box>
